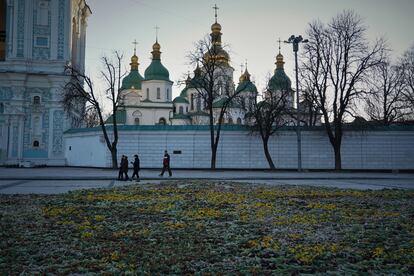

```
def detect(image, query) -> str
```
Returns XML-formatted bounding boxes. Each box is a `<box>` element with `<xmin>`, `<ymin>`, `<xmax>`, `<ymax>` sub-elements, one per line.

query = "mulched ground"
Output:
<box><xmin>1</xmin><ymin>180</ymin><xmax>413</xmax><ymax>275</ymax></box>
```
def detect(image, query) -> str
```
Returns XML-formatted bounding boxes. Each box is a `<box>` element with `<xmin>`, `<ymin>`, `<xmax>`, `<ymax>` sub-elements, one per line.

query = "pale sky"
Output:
<box><xmin>85</xmin><ymin>0</ymin><xmax>414</xmax><ymax>98</ymax></box>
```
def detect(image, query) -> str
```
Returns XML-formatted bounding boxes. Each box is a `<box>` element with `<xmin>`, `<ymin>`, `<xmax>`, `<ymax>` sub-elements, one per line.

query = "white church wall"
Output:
<box><xmin>64</xmin><ymin>127</ymin><xmax>414</xmax><ymax>170</ymax></box>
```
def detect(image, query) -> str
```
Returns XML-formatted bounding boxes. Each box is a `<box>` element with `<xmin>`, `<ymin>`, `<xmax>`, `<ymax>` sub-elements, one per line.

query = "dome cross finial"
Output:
<box><xmin>154</xmin><ymin>25</ymin><xmax>160</xmax><ymax>42</ymax></box>
<box><xmin>132</xmin><ymin>39</ymin><xmax>138</xmax><ymax>55</ymax></box>
<box><xmin>277</xmin><ymin>37</ymin><xmax>282</xmax><ymax>54</ymax></box>
<box><xmin>213</xmin><ymin>4</ymin><xmax>219</xmax><ymax>23</ymax></box>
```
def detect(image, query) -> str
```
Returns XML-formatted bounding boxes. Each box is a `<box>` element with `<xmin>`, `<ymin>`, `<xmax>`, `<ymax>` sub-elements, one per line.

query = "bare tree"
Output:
<box><xmin>301</xmin><ymin>10</ymin><xmax>386</xmax><ymax>170</ymax></box>
<box><xmin>247</xmin><ymin>88</ymin><xmax>290</xmax><ymax>169</ymax></box>
<box><xmin>63</xmin><ymin>51</ymin><xmax>125</xmax><ymax>168</ymax></box>
<box><xmin>187</xmin><ymin>33</ymin><xmax>242</xmax><ymax>169</ymax></box>
<box><xmin>364</xmin><ymin>57</ymin><xmax>406</xmax><ymax>124</ymax></box>
<box><xmin>400</xmin><ymin>45</ymin><xmax>414</xmax><ymax>118</ymax></box>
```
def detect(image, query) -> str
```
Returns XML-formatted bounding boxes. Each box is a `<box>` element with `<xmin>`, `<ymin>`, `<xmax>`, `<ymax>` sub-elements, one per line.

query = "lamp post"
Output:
<box><xmin>285</xmin><ymin>35</ymin><xmax>308</xmax><ymax>172</ymax></box>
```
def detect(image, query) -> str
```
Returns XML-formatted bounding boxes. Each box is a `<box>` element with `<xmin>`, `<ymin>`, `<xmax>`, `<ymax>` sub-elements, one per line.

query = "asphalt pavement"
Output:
<box><xmin>0</xmin><ymin>167</ymin><xmax>413</xmax><ymax>194</ymax></box>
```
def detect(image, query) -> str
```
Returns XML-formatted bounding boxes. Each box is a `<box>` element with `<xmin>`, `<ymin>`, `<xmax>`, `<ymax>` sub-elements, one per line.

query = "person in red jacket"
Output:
<box><xmin>159</xmin><ymin>150</ymin><xmax>172</xmax><ymax>177</ymax></box>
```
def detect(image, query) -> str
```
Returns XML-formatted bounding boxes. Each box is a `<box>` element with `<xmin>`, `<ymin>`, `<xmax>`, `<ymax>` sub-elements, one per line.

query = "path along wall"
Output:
<box><xmin>64</xmin><ymin>125</ymin><xmax>414</xmax><ymax>170</ymax></box>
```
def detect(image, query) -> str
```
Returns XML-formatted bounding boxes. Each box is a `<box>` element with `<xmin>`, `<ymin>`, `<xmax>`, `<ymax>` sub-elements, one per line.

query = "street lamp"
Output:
<box><xmin>285</xmin><ymin>35</ymin><xmax>308</xmax><ymax>172</ymax></box>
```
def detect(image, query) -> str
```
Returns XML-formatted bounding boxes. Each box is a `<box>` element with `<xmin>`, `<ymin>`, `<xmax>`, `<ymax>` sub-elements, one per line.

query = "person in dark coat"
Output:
<box><xmin>159</xmin><ymin>150</ymin><xmax>172</xmax><ymax>177</ymax></box>
<box><xmin>118</xmin><ymin>155</ymin><xmax>125</xmax><ymax>180</ymax></box>
<box><xmin>131</xmin><ymin>154</ymin><xmax>140</xmax><ymax>181</ymax></box>
<box><xmin>122</xmin><ymin>156</ymin><xmax>129</xmax><ymax>181</ymax></box>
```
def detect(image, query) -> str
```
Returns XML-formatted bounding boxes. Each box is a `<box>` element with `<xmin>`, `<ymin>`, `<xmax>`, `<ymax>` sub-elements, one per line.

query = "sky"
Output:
<box><xmin>85</xmin><ymin>0</ymin><xmax>414</xmax><ymax>99</ymax></box>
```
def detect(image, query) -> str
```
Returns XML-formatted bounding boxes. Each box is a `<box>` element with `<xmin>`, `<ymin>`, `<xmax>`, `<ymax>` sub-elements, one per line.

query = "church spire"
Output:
<box><xmin>130</xmin><ymin>39</ymin><xmax>139</xmax><ymax>71</ymax></box>
<box><xmin>275</xmin><ymin>38</ymin><xmax>285</xmax><ymax>69</ymax></box>
<box><xmin>151</xmin><ymin>26</ymin><xmax>161</xmax><ymax>60</ymax></box>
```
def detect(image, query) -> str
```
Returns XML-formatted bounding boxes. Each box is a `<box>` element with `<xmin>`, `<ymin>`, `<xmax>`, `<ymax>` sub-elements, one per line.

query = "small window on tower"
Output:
<box><xmin>33</xmin><ymin>96</ymin><xmax>41</xmax><ymax>105</ymax></box>
<box><xmin>134</xmin><ymin>118</ymin><xmax>140</xmax><ymax>125</ymax></box>
<box><xmin>157</xmin><ymin>88</ymin><xmax>161</xmax><ymax>99</ymax></box>
<box><xmin>146</xmin><ymin>88</ymin><xmax>150</xmax><ymax>100</ymax></box>
<box><xmin>33</xmin><ymin>140</ymin><xmax>40</xmax><ymax>147</ymax></box>
<box><xmin>166</xmin><ymin>88</ymin><xmax>169</xmax><ymax>101</ymax></box>
<box><xmin>0</xmin><ymin>102</ymin><xmax>4</xmax><ymax>114</ymax></box>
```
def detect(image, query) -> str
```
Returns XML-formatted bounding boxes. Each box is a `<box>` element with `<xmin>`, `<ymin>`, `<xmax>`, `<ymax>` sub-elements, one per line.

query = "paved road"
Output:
<box><xmin>0</xmin><ymin>167</ymin><xmax>413</xmax><ymax>194</ymax></box>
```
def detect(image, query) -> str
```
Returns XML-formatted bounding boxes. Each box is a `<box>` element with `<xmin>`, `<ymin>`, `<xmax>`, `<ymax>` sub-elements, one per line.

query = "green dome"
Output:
<box><xmin>144</xmin><ymin>59</ymin><xmax>170</xmax><ymax>81</ymax></box>
<box><xmin>173</xmin><ymin>96</ymin><xmax>189</xmax><ymax>104</ymax></box>
<box><xmin>121</xmin><ymin>70</ymin><xmax>144</xmax><ymax>90</ymax></box>
<box><xmin>236</xmin><ymin>80</ymin><xmax>257</xmax><ymax>93</ymax></box>
<box><xmin>269</xmin><ymin>68</ymin><xmax>292</xmax><ymax>92</ymax></box>
<box><xmin>180</xmin><ymin>87</ymin><xmax>188</xmax><ymax>98</ymax></box>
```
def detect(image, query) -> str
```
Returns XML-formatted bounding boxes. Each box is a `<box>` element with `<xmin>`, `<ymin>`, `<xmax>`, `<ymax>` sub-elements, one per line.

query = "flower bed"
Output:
<box><xmin>1</xmin><ymin>181</ymin><xmax>413</xmax><ymax>274</ymax></box>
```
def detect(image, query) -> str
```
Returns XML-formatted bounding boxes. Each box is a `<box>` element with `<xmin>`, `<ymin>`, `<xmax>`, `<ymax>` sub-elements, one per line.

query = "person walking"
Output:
<box><xmin>118</xmin><ymin>155</ymin><xmax>125</xmax><ymax>180</ymax></box>
<box><xmin>122</xmin><ymin>156</ymin><xmax>130</xmax><ymax>181</ymax></box>
<box><xmin>131</xmin><ymin>154</ymin><xmax>140</xmax><ymax>181</ymax></box>
<box><xmin>159</xmin><ymin>150</ymin><xmax>172</xmax><ymax>177</ymax></box>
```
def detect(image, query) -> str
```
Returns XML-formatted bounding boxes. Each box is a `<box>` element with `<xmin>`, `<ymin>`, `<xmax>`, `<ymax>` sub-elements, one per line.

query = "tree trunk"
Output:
<box><xmin>110</xmin><ymin>146</ymin><xmax>118</xmax><ymax>169</ymax></box>
<box><xmin>210</xmin><ymin>143</ymin><xmax>217</xmax><ymax>170</ymax></box>
<box><xmin>262</xmin><ymin>137</ymin><xmax>275</xmax><ymax>169</ymax></box>
<box><xmin>333</xmin><ymin>143</ymin><xmax>342</xmax><ymax>170</ymax></box>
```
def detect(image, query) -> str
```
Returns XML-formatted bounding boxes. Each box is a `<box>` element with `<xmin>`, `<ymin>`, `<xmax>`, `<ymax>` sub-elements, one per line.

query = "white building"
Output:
<box><xmin>0</xmin><ymin>0</ymin><xmax>91</xmax><ymax>166</ymax></box>
<box><xmin>111</xmin><ymin>39</ymin><xmax>173</xmax><ymax>126</ymax></box>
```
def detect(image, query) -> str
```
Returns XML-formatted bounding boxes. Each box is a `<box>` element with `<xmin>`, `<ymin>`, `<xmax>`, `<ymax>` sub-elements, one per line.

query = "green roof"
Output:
<box><xmin>212</xmin><ymin>97</ymin><xmax>241</xmax><ymax>109</ymax></box>
<box><xmin>236</xmin><ymin>80</ymin><xmax>258</xmax><ymax>93</ymax></box>
<box><xmin>180</xmin><ymin>87</ymin><xmax>189</xmax><ymax>97</ymax></box>
<box><xmin>173</xmin><ymin>96</ymin><xmax>189</xmax><ymax>104</ymax></box>
<box><xmin>269</xmin><ymin>68</ymin><xmax>292</xmax><ymax>92</ymax></box>
<box><xmin>121</xmin><ymin>70</ymin><xmax>144</xmax><ymax>90</ymax></box>
<box><xmin>172</xmin><ymin>113</ymin><xmax>190</xmax><ymax>120</ymax></box>
<box><xmin>144</xmin><ymin>59</ymin><xmax>170</xmax><ymax>81</ymax></box>
<box><xmin>105</xmin><ymin>110</ymin><xmax>126</xmax><ymax>124</ymax></box>
<box><xmin>188</xmin><ymin>111</ymin><xmax>209</xmax><ymax>116</ymax></box>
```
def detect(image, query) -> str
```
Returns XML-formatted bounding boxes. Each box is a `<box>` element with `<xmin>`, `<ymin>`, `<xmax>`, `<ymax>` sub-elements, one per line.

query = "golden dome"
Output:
<box><xmin>153</xmin><ymin>41</ymin><xmax>161</xmax><ymax>52</ymax></box>
<box><xmin>239</xmin><ymin>68</ymin><xmax>251</xmax><ymax>82</ymax></box>
<box><xmin>131</xmin><ymin>54</ymin><xmax>138</xmax><ymax>63</ymax></box>
<box><xmin>211</xmin><ymin>22</ymin><xmax>221</xmax><ymax>33</ymax></box>
<box><xmin>276</xmin><ymin>53</ymin><xmax>284</xmax><ymax>69</ymax></box>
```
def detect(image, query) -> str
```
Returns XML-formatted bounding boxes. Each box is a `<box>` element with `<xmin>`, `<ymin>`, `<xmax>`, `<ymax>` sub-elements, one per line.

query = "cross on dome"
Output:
<box><xmin>213</xmin><ymin>4</ymin><xmax>219</xmax><ymax>23</ymax></box>
<box><xmin>132</xmin><ymin>39</ymin><xmax>138</xmax><ymax>55</ymax></box>
<box><xmin>277</xmin><ymin>37</ymin><xmax>282</xmax><ymax>54</ymax></box>
<box><xmin>154</xmin><ymin>25</ymin><xmax>160</xmax><ymax>42</ymax></box>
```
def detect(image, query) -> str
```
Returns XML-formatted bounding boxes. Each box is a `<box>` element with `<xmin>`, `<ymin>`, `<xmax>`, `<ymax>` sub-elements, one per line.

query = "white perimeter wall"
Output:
<box><xmin>64</xmin><ymin>130</ymin><xmax>414</xmax><ymax>170</ymax></box>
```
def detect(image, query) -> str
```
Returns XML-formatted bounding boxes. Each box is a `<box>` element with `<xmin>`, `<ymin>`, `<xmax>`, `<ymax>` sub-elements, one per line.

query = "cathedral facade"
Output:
<box><xmin>117</xmin><ymin>16</ymin><xmax>300</xmax><ymax>127</ymax></box>
<box><xmin>0</xmin><ymin>0</ymin><xmax>91</xmax><ymax>166</ymax></box>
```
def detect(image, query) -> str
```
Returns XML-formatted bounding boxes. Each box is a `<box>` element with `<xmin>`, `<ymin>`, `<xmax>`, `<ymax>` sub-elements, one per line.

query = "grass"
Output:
<box><xmin>1</xmin><ymin>180</ymin><xmax>413</xmax><ymax>275</ymax></box>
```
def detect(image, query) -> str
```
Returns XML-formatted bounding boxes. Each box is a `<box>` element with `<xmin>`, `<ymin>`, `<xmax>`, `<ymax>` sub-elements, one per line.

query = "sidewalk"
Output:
<box><xmin>1</xmin><ymin>167</ymin><xmax>413</xmax><ymax>180</ymax></box>
<box><xmin>0</xmin><ymin>167</ymin><xmax>413</xmax><ymax>194</ymax></box>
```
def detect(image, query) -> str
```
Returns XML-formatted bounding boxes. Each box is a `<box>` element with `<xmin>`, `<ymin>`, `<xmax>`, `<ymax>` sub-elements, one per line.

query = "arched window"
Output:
<box><xmin>179</xmin><ymin>106</ymin><xmax>183</xmax><ymax>114</ymax></box>
<box><xmin>173</xmin><ymin>105</ymin><xmax>176</xmax><ymax>113</ymax></box>
<box><xmin>0</xmin><ymin>103</ymin><xmax>4</xmax><ymax>114</ymax></box>
<box><xmin>186</xmin><ymin>106</ymin><xmax>188</xmax><ymax>113</ymax></box>
<box><xmin>33</xmin><ymin>96</ymin><xmax>41</xmax><ymax>104</ymax></box>
<box><xmin>134</xmin><ymin>118</ymin><xmax>140</xmax><ymax>125</ymax></box>
<box><xmin>228</xmin><ymin>117</ymin><xmax>233</xmax><ymax>124</ymax></box>
<box><xmin>237</xmin><ymin>117</ymin><xmax>242</xmax><ymax>125</ymax></box>
<box><xmin>33</xmin><ymin>140</ymin><xmax>39</xmax><ymax>147</ymax></box>
<box><xmin>190</xmin><ymin>94</ymin><xmax>194</xmax><ymax>110</ymax></box>
<box><xmin>166</xmin><ymin>88</ymin><xmax>169</xmax><ymax>101</ymax></box>
<box><xmin>196</xmin><ymin>97</ymin><xmax>201</xmax><ymax>111</ymax></box>
<box><xmin>157</xmin><ymin>88</ymin><xmax>161</xmax><ymax>99</ymax></box>
<box><xmin>146</xmin><ymin>88</ymin><xmax>150</xmax><ymax>100</ymax></box>
<box><xmin>158</xmin><ymin>118</ymin><xmax>166</xmax><ymax>125</ymax></box>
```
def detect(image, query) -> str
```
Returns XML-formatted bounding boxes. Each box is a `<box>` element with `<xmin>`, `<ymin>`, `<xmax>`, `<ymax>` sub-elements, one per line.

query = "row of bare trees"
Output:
<box><xmin>62</xmin><ymin>10</ymin><xmax>413</xmax><ymax>170</ymax></box>
<box><xmin>300</xmin><ymin>10</ymin><xmax>414</xmax><ymax>169</ymax></box>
